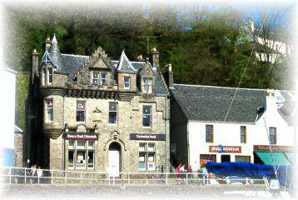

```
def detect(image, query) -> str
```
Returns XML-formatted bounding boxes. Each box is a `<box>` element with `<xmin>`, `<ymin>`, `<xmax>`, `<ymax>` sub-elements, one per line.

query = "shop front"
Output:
<box><xmin>64</xmin><ymin>132</ymin><xmax>98</xmax><ymax>170</ymax></box>
<box><xmin>253</xmin><ymin>145</ymin><xmax>292</xmax><ymax>165</ymax></box>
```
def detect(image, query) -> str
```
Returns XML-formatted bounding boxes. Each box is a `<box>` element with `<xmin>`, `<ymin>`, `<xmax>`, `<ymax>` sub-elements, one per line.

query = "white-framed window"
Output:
<box><xmin>124</xmin><ymin>76</ymin><xmax>131</xmax><ymax>89</ymax></box>
<box><xmin>92</xmin><ymin>71</ymin><xmax>100</xmax><ymax>84</ymax></box>
<box><xmin>109</xmin><ymin>102</ymin><xmax>118</xmax><ymax>124</ymax></box>
<box><xmin>269</xmin><ymin>127</ymin><xmax>277</xmax><ymax>144</ymax></box>
<box><xmin>92</xmin><ymin>71</ymin><xmax>108</xmax><ymax>85</ymax></box>
<box><xmin>142</xmin><ymin>105</ymin><xmax>151</xmax><ymax>128</ymax></box>
<box><xmin>45</xmin><ymin>98</ymin><xmax>53</xmax><ymax>122</ymax></box>
<box><xmin>68</xmin><ymin>140</ymin><xmax>95</xmax><ymax>170</ymax></box>
<box><xmin>42</xmin><ymin>68</ymin><xmax>46</xmax><ymax>85</ymax></box>
<box><xmin>206</xmin><ymin>124</ymin><xmax>213</xmax><ymax>143</ymax></box>
<box><xmin>240</xmin><ymin>126</ymin><xmax>246</xmax><ymax>144</ymax></box>
<box><xmin>76</xmin><ymin>101</ymin><xmax>86</xmax><ymax>122</ymax></box>
<box><xmin>138</xmin><ymin>143</ymin><xmax>156</xmax><ymax>171</ymax></box>
<box><xmin>101</xmin><ymin>72</ymin><xmax>108</xmax><ymax>85</ymax></box>
<box><xmin>142</xmin><ymin>77</ymin><xmax>152</xmax><ymax>94</ymax></box>
<box><xmin>48</xmin><ymin>68</ymin><xmax>53</xmax><ymax>84</ymax></box>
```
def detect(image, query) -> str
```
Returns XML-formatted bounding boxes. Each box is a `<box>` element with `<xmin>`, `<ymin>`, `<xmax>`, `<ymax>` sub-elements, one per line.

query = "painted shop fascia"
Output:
<box><xmin>28</xmin><ymin>34</ymin><xmax>170</xmax><ymax>173</ymax></box>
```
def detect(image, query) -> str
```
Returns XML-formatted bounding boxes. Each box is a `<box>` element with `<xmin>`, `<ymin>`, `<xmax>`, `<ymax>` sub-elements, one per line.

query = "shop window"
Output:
<box><xmin>48</xmin><ymin>68</ymin><xmax>53</xmax><ymax>84</ymax></box>
<box><xmin>142</xmin><ymin>77</ymin><xmax>152</xmax><ymax>94</ymax></box>
<box><xmin>143</xmin><ymin>105</ymin><xmax>151</xmax><ymax>127</ymax></box>
<box><xmin>109</xmin><ymin>102</ymin><xmax>118</xmax><ymax>124</ymax></box>
<box><xmin>138</xmin><ymin>143</ymin><xmax>155</xmax><ymax>171</ymax></box>
<box><xmin>124</xmin><ymin>76</ymin><xmax>131</xmax><ymax>89</ymax></box>
<box><xmin>45</xmin><ymin>99</ymin><xmax>53</xmax><ymax>122</ymax></box>
<box><xmin>240</xmin><ymin>126</ymin><xmax>246</xmax><ymax>144</ymax></box>
<box><xmin>76</xmin><ymin>101</ymin><xmax>86</xmax><ymax>122</ymax></box>
<box><xmin>206</xmin><ymin>125</ymin><xmax>213</xmax><ymax>143</ymax></box>
<box><xmin>269</xmin><ymin>127</ymin><xmax>277</xmax><ymax>144</ymax></box>
<box><xmin>235</xmin><ymin>155</ymin><xmax>251</xmax><ymax>162</ymax></box>
<box><xmin>67</xmin><ymin>140</ymin><xmax>95</xmax><ymax>170</ymax></box>
<box><xmin>200</xmin><ymin>154</ymin><xmax>216</xmax><ymax>166</ymax></box>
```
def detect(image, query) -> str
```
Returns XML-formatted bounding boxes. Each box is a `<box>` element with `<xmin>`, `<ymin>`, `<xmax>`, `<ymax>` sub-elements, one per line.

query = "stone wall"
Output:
<box><xmin>14</xmin><ymin>132</ymin><xmax>24</xmax><ymax>167</ymax></box>
<box><xmin>46</xmin><ymin>94</ymin><xmax>168</xmax><ymax>172</ymax></box>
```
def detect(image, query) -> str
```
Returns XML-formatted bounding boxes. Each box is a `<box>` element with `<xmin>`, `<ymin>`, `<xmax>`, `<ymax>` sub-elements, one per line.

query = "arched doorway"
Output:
<box><xmin>108</xmin><ymin>142</ymin><xmax>121</xmax><ymax>177</ymax></box>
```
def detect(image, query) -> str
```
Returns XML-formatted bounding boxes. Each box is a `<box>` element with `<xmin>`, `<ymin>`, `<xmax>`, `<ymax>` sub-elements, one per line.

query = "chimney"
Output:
<box><xmin>31</xmin><ymin>49</ymin><xmax>39</xmax><ymax>84</ymax></box>
<box><xmin>163</xmin><ymin>64</ymin><xmax>173</xmax><ymax>88</ymax></box>
<box><xmin>151</xmin><ymin>47</ymin><xmax>159</xmax><ymax>69</ymax></box>
<box><xmin>45</xmin><ymin>37</ymin><xmax>51</xmax><ymax>51</ymax></box>
<box><xmin>167</xmin><ymin>64</ymin><xmax>173</xmax><ymax>88</ymax></box>
<box><xmin>137</xmin><ymin>54</ymin><xmax>145</xmax><ymax>61</ymax></box>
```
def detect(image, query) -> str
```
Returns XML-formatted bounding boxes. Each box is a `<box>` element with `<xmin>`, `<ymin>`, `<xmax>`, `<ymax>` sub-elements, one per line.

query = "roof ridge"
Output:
<box><xmin>61</xmin><ymin>54</ymin><xmax>89</xmax><ymax>58</ymax></box>
<box><xmin>173</xmin><ymin>83</ymin><xmax>267</xmax><ymax>91</ymax></box>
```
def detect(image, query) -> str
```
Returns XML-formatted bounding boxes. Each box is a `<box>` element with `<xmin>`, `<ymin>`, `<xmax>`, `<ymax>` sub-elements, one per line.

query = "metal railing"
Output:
<box><xmin>0</xmin><ymin>166</ymin><xmax>268</xmax><ymax>186</ymax></box>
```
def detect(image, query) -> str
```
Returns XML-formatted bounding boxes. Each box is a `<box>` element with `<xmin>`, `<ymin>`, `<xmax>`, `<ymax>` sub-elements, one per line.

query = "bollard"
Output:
<box><xmin>165</xmin><ymin>173</ymin><xmax>168</xmax><ymax>185</ymax></box>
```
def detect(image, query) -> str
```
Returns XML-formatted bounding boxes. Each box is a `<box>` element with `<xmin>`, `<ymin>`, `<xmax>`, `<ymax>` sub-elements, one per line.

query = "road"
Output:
<box><xmin>0</xmin><ymin>184</ymin><xmax>292</xmax><ymax>200</ymax></box>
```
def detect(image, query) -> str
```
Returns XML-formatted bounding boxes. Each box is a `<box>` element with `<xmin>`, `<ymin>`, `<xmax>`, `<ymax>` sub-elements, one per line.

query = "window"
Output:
<box><xmin>92</xmin><ymin>71</ymin><xmax>108</xmax><ymax>85</ymax></box>
<box><xmin>138</xmin><ymin>143</ymin><xmax>156</xmax><ymax>171</ymax></box>
<box><xmin>48</xmin><ymin>68</ymin><xmax>53</xmax><ymax>84</ymax></box>
<box><xmin>235</xmin><ymin>156</ymin><xmax>250</xmax><ymax>162</ymax></box>
<box><xmin>142</xmin><ymin>105</ymin><xmax>151</xmax><ymax>127</ymax></box>
<box><xmin>45</xmin><ymin>99</ymin><xmax>53</xmax><ymax>122</ymax></box>
<box><xmin>109</xmin><ymin>102</ymin><xmax>117</xmax><ymax>124</ymax></box>
<box><xmin>92</xmin><ymin>71</ymin><xmax>100</xmax><ymax>84</ymax></box>
<box><xmin>124</xmin><ymin>76</ymin><xmax>131</xmax><ymax>89</ymax></box>
<box><xmin>142</xmin><ymin>77</ymin><xmax>152</xmax><ymax>94</ymax></box>
<box><xmin>42</xmin><ymin>68</ymin><xmax>46</xmax><ymax>85</ymax></box>
<box><xmin>101</xmin><ymin>72</ymin><xmax>108</xmax><ymax>85</ymax></box>
<box><xmin>269</xmin><ymin>127</ymin><xmax>277</xmax><ymax>144</ymax></box>
<box><xmin>76</xmin><ymin>101</ymin><xmax>86</xmax><ymax>122</ymax></box>
<box><xmin>67</xmin><ymin>140</ymin><xmax>95</xmax><ymax>170</ymax></box>
<box><xmin>240</xmin><ymin>126</ymin><xmax>246</xmax><ymax>144</ymax></box>
<box><xmin>206</xmin><ymin>125</ymin><xmax>213</xmax><ymax>143</ymax></box>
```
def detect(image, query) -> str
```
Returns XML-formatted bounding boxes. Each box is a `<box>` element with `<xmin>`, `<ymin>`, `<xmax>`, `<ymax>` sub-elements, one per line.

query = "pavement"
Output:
<box><xmin>0</xmin><ymin>184</ymin><xmax>294</xmax><ymax>200</ymax></box>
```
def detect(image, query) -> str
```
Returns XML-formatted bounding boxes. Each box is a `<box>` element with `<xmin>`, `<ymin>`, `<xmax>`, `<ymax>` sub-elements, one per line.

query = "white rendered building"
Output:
<box><xmin>170</xmin><ymin>84</ymin><xmax>294</xmax><ymax>172</ymax></box>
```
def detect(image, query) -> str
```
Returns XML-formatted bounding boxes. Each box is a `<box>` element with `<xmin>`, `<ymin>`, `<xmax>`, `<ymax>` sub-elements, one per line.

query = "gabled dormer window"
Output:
<box><xmin>92</xmin><ymin>71</ymin><xmax>100</xmax><ymax>84</ymax></box>
<box><xmin>142</xmin><ymin>77</ymin><xmax>152</xmax><ymax>94</ymax></box>
<box><xmin>124</xmin><ymin>76</ymin><xmax>131</xmax><ymax>89</ymax></box>
<box><xmin>91</xmin><ymin>71</ymin><xmax>108</xmax><ymax>85</ymax></box>
<box><xmin>101</xmin><ymin>72</ymin><xmax>108</xmax><ymax>85</ymax></box>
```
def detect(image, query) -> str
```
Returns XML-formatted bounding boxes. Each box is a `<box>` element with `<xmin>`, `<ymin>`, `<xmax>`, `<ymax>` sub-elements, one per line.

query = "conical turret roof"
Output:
<box><xmin>50</xmin><ymin>34</ymin><xmax>63</xmax><ymax>69</ymax></box>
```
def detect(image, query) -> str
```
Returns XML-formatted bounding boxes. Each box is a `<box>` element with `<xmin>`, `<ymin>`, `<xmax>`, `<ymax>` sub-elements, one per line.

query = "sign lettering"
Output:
<box><xmin>130</xmin><ymin>133</ymin><xmax>166</xmax><ymax>141</ymax></box>
<box><xmin>209</xmin><ymin>146</ymin><xmax>241</xmax><ymax>153</ymax></box>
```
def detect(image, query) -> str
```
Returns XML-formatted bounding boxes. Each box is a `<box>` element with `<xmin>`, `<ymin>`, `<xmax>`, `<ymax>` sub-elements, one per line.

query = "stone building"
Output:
<box><xmin>29</xmin><ymin>34</ymin><xmax>170</xmax><ymax>174</ymax></box>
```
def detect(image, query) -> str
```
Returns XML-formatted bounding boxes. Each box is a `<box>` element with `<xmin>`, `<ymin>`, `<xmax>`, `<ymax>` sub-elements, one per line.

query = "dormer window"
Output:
<box><xmin>48</xmin><ymin>68</ymin><xmax>53</xmax><ymax>84</ymax></box>
<box><xmin>101</xmin><ymin>72</ymin><xmax>108</xmax><ymax>85</ymax></box>
<box><xmin>92</xmin><ymin>71</ymin><xmax>100</xmax><ymax>84</ymax></box>
<box><xmin>91</xmin><ymin>71</ymin><xmax>108</xmax><ymax>85</ymax></box>
<box><xmin>143</xmin><ymin>77</ymin><xmax>152</xmax><ymax>94</ymax></box>
<box><xmin>124</xmin><ymin>76</ymin><xmax>131</xmax><ymax>89</ymax></box>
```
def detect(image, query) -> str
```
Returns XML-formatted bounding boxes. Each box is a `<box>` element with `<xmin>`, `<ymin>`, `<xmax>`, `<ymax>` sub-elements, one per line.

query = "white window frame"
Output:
<box><xmin>109</xmin><ymin>102</ymin><xmax>118</xmax><ymax>124</ymax></box>
<box><xmin>47</xmin><ymin>67</ymin><xmax>53</xmax><ymax>84</ymax></box>
<box><xmin>142</xmin><ymin>105</ymin><xmax>152</xmax><ymax>128</ymax></box>
<box><xmin>101</xmin><ymin>71</ymin><xmax>108</xmax><ymax>85</ymax></box>
<box><xmin>76</xmin><ymin>101</ymin><xmax>86</xmax><ymax>123</ymax></box>
<box><xmin>142</xmin><ymin>77</ymin><xmax>152</xmax><ymax>94</ymax></box>
<box><xmin>67</xmin><ymin>140</ymin><xmax>95</xmax><ymax>170</ymax></box>
<box><xmin>92</xmin><ymin>71</ymin><xmax>100</xmax><ymax>84</ymax></box>
<box><xmin>124</xmin><ymin>76</ymin><xmax>131</xmax><ymax>89</ymax></box>
<box><xmin>45</xmin><ymin>98</ymin><xmax>53</xmax><ymax>122</ymax></box>
<box><xmin>138</xmin><ymin>143</ymin><xmax>156</xmax><ymax>171</ymax></box>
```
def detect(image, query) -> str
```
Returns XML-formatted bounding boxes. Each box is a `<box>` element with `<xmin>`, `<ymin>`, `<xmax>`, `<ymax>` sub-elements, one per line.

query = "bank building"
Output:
<box><xmin>28</xmin><ymin>34</ymin><xmax>170</xmax><ymax>174</ymax></box>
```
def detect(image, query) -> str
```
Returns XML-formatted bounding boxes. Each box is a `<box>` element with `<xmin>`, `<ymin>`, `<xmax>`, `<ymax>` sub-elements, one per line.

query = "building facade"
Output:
<box><xmin>29</xmin><ymin>35</ymin><xmax>170</xmax><ymax>174</ymax></box>
<box><xmin>169</xmin><ymin>80</ymin><xmax>294</xmax><ymax>172</ymax></box>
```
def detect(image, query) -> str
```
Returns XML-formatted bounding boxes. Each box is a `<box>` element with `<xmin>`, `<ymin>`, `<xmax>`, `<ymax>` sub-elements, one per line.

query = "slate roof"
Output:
<box><xmin>60</xmin><ymin>54</ymin><xmax>89</xmax><ymax>78</ymax></box>
<box><xmin>39</xmin><ymin>35</ymin><xmax>168</xmax><ymax>95</ymax></box>
<box><xmin>117</xmin><ymin>51</ymin><xmax>137</xmax><ymax>73</ymax></box>
<box><xmin>171</xmin><ymin>84</ymin><xmax>267</xmax><ymax>123</ymax></box>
